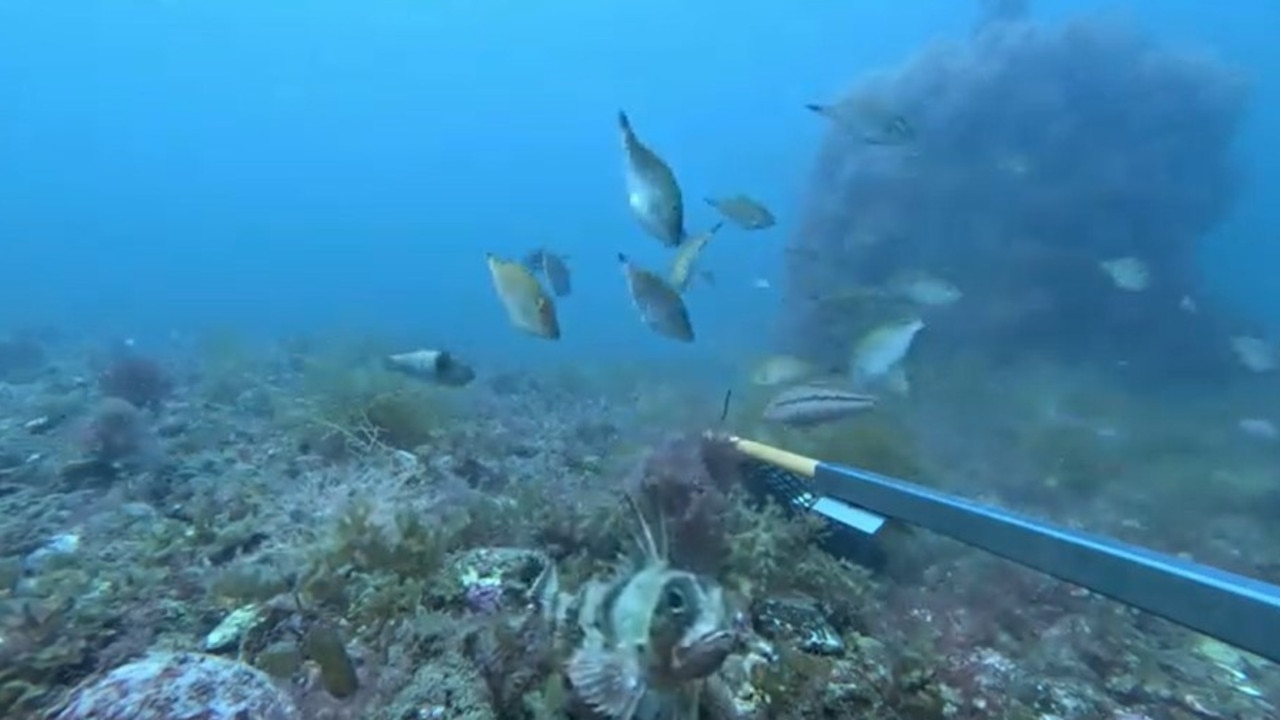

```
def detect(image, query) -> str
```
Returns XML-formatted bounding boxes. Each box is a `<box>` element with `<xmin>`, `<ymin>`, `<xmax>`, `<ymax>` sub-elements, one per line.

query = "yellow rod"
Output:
<box><xmin>727</xmin><ymin>436</ymin><xmax>819</xmax><ymax>479</ymax></box>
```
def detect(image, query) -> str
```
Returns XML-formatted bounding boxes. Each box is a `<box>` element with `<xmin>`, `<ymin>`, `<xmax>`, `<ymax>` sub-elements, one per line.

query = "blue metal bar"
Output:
<box><xmin>811</xmin><ymin>460</ymin><xmax>1280</xmax><ymax>665</ymax></box>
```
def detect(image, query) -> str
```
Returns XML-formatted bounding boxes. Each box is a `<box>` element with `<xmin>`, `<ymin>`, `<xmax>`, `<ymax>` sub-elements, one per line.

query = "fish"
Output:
<box><xmin>888</xmin><ymin>272</ymin><xmax>963</xmax><ymax>306</ymax></box>
<box><xmin>486</xmin><ymin>253</ymin><xmax>561</xmax><ymax>339</ymax></box>
<box><xmin>1230</xmin><ymin>336</ymin><xmax>1277</xmax><ymax>373</ymax></box>
<box><xmin>383</xmin><ymin>349</ymin><xmax>476</xmax><ymax>387</ymax></box>
<box><xmin>618</xmin><ymin>111</ymin><xmax>685</xmax><ymax>247</ymax></box>
<box><xmin>567</xmin><ymin>497</ymin><xmax>739</xmax><ymax>720</ymax></box>
<box><xmin>619</xmin><ymin>253</ymin><xmax>695</xmax><ymax>342</ymax></box>
<box><xmin>668</xmin><ymin>223</ymin><xmax>723</xmax><ymax>293</ymax></box>
<box><xmin>862</xmin><ymin>115</ymin><xmax>916</xmax><ymax>145</ymax></box>
<box><xmin>751</xmin><ymin>354</ymin><xmax>820</xmax><ymax>387</ymax></box>
<box><xmin>762</xmin><ymin>382</ymin><xmax>876</xmax><ymax>427</ymax></box>
<box><xmin>1238</xmin><ymin>417</ymin><xmax>1278</xmax><ymax>441</ymax></box>
<box><xmin>704</xmin><ymin>195</ymin><xmax>776</xmax><ymax>230</ymax></box>
<box><xmin>1099</xmin><ymin>257</ymin><xmax>1150</xmax><ymax>292</ymax></box>
<box><xmin>524</xmin><ymin>248</ymin><xmax>573</xmax><ymax>297</ymax></box>
<box><xmin>850</xmin><ymin>318</ymin><xmax>925</xmax><ymax>394</ymax></box>
<box><xmin>806</xmin><ymin>99</ymin><xmax>915</xmax><ymax>145</ymax></box>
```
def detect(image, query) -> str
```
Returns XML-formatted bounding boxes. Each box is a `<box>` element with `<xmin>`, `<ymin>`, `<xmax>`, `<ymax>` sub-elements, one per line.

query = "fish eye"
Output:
<box><xmin>664</xmin><ymin>587</ymin><xmax>686</xmax><ymax>612</ymax></box>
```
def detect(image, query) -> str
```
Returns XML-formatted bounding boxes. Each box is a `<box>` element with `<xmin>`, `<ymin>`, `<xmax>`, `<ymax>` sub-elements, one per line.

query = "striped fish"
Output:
<box><xmin>762</xmin><ymin>383</ymin><xmax>876</xmax><ymax>427</ymax></box>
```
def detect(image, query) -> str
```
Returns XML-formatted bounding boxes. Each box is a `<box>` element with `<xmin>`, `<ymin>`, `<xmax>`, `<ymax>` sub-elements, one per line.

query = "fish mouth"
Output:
<box><xmin>672</xmin><ymin>630</ymin><xmax>736</xmax><ymax>678</ymax></box>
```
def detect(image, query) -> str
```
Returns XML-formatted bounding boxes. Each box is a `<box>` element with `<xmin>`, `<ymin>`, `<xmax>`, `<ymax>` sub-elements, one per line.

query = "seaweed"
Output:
<box><xmin>297</xmin><ymin>498</ymin><xmax>464</xmax><ymax>631</ymax></box>
<box><xmin>285</xmin><ymin>355</ymin><xmax>457</xmax><ymax>457</ymax></box>
<box><xmin>751</xmin><ymin>646</ymin><xmax>837</xmax><ymax>718</ymax></box>
<box><xmin>303</xmin><ymin>622</ymin><xmax>360</xmax><ymax>698</ymax></box>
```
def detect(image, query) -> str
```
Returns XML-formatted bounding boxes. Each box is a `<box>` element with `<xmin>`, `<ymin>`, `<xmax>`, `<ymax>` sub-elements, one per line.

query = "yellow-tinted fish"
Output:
<box><xmin>668</xmin><ymin>222</ymin><xmax>723</xmax><ymax>293</ymax></box>
<box><xmin>486</xmin><ymin>253</ymin><xmax>561</xmax><ymax>339</ymax></box>
<box><xmin>704</xmin><ymin>194</ymin><xmax>776</xmax><ymax>230</ymax></box>
<box><xmin>618</xmin><ymin>253</ymin><xmax>695</xmax><ymax>342</ymax></box>
<box><xmin>619</xmin><ymin>111</ymin><xmax>686</xmax><ymax>247</ymax></box>
<box><xmin>524</xmin><ymin>248</ymin><xmax>572</xmax><ymax>297</ymax></box>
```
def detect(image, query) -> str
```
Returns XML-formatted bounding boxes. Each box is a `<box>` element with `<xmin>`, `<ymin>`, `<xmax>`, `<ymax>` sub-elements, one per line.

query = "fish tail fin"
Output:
<box><xmin>617</xmin><ymin>252</ymin><xmax>629</xmax><ymax>264</ymax></box>
<box><xmin>804</xmin><ymin>103</ymin><xmax>826</xmax><ymax>115</ymax></box>
<box><xmin>617</xmin><ymin>110</ymin><xmax>632</xmax><ymax>132</ymax></box>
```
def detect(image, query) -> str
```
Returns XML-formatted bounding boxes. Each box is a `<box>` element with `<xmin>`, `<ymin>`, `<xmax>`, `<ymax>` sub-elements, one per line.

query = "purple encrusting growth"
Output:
<box><xmin>49</xmin><ymin>651</ymin><xmax>300</xmax><ymax>720</ymax></box>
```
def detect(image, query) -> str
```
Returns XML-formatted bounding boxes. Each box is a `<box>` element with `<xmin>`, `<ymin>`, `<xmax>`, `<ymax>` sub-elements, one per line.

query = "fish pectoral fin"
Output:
<box><xmin>567</xmin><ymin>647</ymin><xmax>647</xmax><ymax>720</ymax></box>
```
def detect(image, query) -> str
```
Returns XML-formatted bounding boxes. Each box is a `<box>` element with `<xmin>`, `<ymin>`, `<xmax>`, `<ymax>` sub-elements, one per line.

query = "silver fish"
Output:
<box><xmin>762</xmin><ymin>383</ymin><xmax>876</xmax><ymax>427</ymax></box>
<box><xmin>668</xmin><ymin>222</ymin><xmax>722</xmax><ymax>293</ymax></box>
<box><xmin>383</xmin><ymin>349</ymin><xmax>475</xmax><ymax>387</ymax></box>
<box><xmin>805</xmin><ymin>101</ymin><xmax>915</xmax><ymax>146</ymax></box>
<box><xmin>619</xmin><ymin>111</ymin><xmax>686</xmax><ymax>247</ymax></box>
<box><xmin>619</xmin><ymin>253</ymin><xmax>695</xmax><ymax>342</ymax></box>
<box><xmin>704</xmin><ymin>194</ymin><xmax>775</xmax><ymax>230</ymax></box>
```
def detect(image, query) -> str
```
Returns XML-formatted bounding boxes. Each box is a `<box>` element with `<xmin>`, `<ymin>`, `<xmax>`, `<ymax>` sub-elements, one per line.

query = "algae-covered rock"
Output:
<box><xmin>751</xmin><ymin>594</ymin><xmax>845</xmax><ymax>656</ymax></box>
<box><xmin>437</xmin><ymin>547</ymin><xmax>553</xmax><ymax>613</ymax></box>
<box><xmin>373</xmin><ymin>656</ymin><xmax>496</xmax><ymax>720</ymax></box>
<box><xmin>204</xmin><ymin>603</ymin><xmax>268</xmax><ymax>652</ymax></box>
<box><xmin>49</xmin><ymin>651</ymin><xmax>300</xmax><ymax>720</ymax></box>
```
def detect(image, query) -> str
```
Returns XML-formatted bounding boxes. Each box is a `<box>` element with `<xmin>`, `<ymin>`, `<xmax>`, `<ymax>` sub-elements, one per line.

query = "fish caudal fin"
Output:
<box><xmin>617</xmin><ymin>110</ymin><xmax>632</xmax><ymax>133</ymax></box>
<box><xmin>567</xmin><ymin>647</ymin><xmax>646</xmax><ymax>720</ymax></box>
<box><xmin>804</xmin><ymin>103</ymin><xmax>827</xmax><ymax>115</ymax></box>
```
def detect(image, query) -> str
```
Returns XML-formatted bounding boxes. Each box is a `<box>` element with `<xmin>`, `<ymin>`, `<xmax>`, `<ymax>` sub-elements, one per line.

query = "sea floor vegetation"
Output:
<box><xmin>0</xmin><ymin>332</ymin><xmax>1277</xmax><ymax>720</ymax></box>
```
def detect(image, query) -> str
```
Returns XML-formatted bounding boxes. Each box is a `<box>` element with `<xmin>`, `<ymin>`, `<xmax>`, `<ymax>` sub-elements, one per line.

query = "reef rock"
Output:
<box><xmin>780</xmin><ymin>13</ymin><xmax>1249</xmax><ymax>380</ymax></box>
<box><xmin>49</xmin><ymin>651</ymin><xmax>300</xmax><ymax>720</ymax></box>
<box><xmin>750</xmin><ymin>594</ymin><xmax>845</xmax><ymax>656</ymax></box>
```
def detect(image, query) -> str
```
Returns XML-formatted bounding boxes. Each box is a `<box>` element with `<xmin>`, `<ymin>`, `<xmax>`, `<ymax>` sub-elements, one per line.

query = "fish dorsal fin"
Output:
<box><xmin>625</xmin><ymin>492</ymin><xmax>667</xmax><ymax>564</ymax></box>
<box><xmin>567</xmin><ymin>646</ymin><xmax>647</xmax><ymax>720</ymax></box>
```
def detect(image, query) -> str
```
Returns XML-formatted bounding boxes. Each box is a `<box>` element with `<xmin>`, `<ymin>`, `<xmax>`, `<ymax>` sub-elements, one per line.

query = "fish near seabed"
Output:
<box><xmin>762</xmin><ymin>382</ymin><xmax>876</xmax><ymax>427</ymax></box>
<box><xmin>619</xmin><ymin>253</ymin><xmax>696</xmax><ymax>342</ymax></box>
<box><xmin>618</xmin><ymin>111</ymin><xmax>686</xmax><ymax>247</ymax></box>
<box><xmin>850</xmin><ymin>318</ymin><xmax>926</xmax><ymax>394</ymax></box>
<box><xmin>383</xmin><ymin>349</ymin><xmax>476</xmax><ymax>387</ymax></box>
<box><xmin>486</xmin><ymin>253</ymin><xmax>561</xmax><ymax>339</ymax></box>
<box><xmin>567</xmin><ymin>497</ymin><xmax>739</xmax><ymax>720</ymax></box>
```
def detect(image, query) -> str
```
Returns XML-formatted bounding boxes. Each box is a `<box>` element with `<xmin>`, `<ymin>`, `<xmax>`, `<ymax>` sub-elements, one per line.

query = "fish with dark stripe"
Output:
<box><xmin>762</xmin><ymin>382</ymin><xmax>876</xmax><ymax>427</ymax></box>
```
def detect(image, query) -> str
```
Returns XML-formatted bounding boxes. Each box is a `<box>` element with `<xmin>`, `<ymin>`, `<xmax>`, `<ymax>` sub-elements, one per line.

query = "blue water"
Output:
<box><xmin>1</xmin><ymin>0</ymin><xmax>1276</xmax><ymax>365</ymax></box>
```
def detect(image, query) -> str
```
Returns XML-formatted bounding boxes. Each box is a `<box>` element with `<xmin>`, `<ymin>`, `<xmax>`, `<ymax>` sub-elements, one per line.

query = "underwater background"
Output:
<box><xmin>2</xmin><ymin>1</ymin><xmax>1280</xmax><ymax>719</ymax></box>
